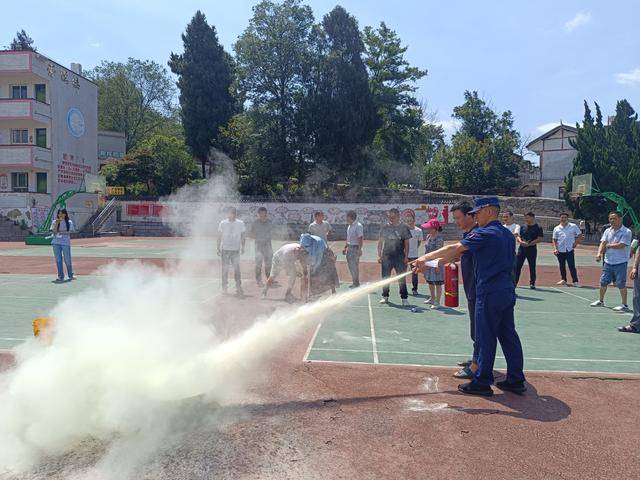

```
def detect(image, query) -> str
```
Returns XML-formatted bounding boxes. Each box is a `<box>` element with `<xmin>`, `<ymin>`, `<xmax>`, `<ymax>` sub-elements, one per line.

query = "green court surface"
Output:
<box><xmin>0</xmin><ymin>238</ymin><xmax>600</xmax><ymax>266</ymax></box>
<box><xmin>305</xmin><ymin>285</ymin><xmax>640</xmax><ymax>375</ymax></box>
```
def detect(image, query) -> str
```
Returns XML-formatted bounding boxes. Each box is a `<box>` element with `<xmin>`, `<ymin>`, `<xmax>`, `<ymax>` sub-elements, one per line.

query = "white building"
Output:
<box><xmin>0</xmin><ymin>50</ymin><xmax>100</xmax><ymax>229</ymax></box>
<box><xmin>97</xmin><ymin>130</ymin><xmax>126</xmax><ymax>170</ymax></box>
<box><xmin>526</xmin><ymin>124</ymin><xmax>578</xmax><ymax>199</ymax></box>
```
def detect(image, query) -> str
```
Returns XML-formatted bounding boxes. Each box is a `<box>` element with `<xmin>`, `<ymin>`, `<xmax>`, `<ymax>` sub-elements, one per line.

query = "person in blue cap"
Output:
<box><xmin>411</xmin><ymin>196</ymin><xmax>526</xmax><ymax>396</ymax></box>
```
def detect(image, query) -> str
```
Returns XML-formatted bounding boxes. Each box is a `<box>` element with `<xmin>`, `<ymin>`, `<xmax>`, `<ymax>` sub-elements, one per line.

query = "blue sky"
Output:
<box><xmin>3</xmin><ymin>0</ymin><xmax>640</xmax><ymax>162</ymax></box>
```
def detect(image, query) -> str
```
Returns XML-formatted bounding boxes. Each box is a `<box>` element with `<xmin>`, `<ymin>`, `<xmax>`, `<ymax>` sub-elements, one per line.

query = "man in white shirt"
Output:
<box><xmin>404</xmin><ymin>211</ymin><xmax>424</xmax><ymax>295</ymax></box>
<box><xmin>552</xmin><ymin>213</ymin><xmax>583</xmax><ymax>287</ymax></box>
<box><xmin>342</xmin><ymin>210</ymin><xmax>364</xmax><ymax>288</ymax></box>
<box><xmin>217</xmin><ymin>207</ymin><xmax>246</xmax><ymax>296</ymax></box>
<box><xmin>309</xmin><ymin>211</ymin><xmax>332</xmax><ymax>242</ymax></box>
<box><xmin>591</xmin><ymin>211</ymin><xmax>633</xmax><ymax>311</ymax></box>
<box><xmin>502</xmin><ymin>210</ymin><xmax>520</xmax><ymax>282</ymax></box>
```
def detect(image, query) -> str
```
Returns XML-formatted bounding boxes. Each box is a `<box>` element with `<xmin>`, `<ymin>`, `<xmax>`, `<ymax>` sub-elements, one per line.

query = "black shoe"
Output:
<box><xmin>457</xmin><ymin>359</ymin><xmax>472</xmax><ymax>367</ymax></box>
<box><xmin>458</xmin><ymin>382</ymin><xmax>493</xmax><ymax>396</ymax></box>
<box><xmin>529</xmin><ymin>284</ymin><xmax>536</xmax><ymax>290</ymax></box>
<box><xmin>348</xmin><ymin>284</ymin><xmax>359</xmax><ymax>289</ymax></box>
<box><xmin>411</xmin><ymin>288</ymin><xmax>418</xmax><ymax>296</ymax></box>
<box><xmin>495</xmin><ymin>380</ymin><xmax>527</xmax><ymax>394</ymax></box>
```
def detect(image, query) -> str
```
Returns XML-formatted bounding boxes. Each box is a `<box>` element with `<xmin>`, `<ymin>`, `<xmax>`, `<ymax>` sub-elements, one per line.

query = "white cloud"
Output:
<box><xmin>89</xmin><ymin>42</ymin><xmax>103</xmax><ymax>48</ymax></box>
<box><xmin>536</xmin><ymin>122</ymin><xmax>561</xmax><ymax>133</ymax></box>
<box><xmin>565</xmin><ymin>12</ymin><xmax>591</xmax><ymax>32</ymax></box>
<box><xmin>615</xmin><ymin>68</ymin><xmax>640</xmax><ymax>86</ymax></box>
<box><xmin>433</xmin><ymin>119</ymin><xmax>462</xmax><ymax>135</ymax></box>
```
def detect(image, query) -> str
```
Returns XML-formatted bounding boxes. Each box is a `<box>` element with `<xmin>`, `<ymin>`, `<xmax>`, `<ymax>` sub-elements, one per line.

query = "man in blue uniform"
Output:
<box><xmin>412</xmin><ymin>197</ymin><xmax>526</xmax><ymax>396</ymax></box>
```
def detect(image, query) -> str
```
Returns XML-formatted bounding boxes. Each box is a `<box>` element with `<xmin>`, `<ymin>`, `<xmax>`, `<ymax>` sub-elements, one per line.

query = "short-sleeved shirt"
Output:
<box><xmin>601</xmin><ymin>225</ymin><xmax>633</xmax><ymax>265</ymax></box>
<box><xmin>271</xmin><ymin>243</ymin><xmax>299</xmax><ymax>277</ymax></box>
<box><xmin>218</xmin><ymin>219</ymin><xmax>245</xmax><ymax>251</ymax></box>
<box><xmin>519</xmin><ymin>223</ymin><xmax>544</xmax><ymax>249</ymax></box>
<box><xmin>250</xmin><ymin>219</ymin><xmax>273</xmax><ymax>244</ymax></box>
<box><xmin>346</xmin><ymin>221</ymin><xmax>364</xmax><ymax>245</ymax></box>
<box><xmin>461</xmin><ymin>228</ymin><xmax>477</xmax><ymax>301</ymax></box>
<box><xmin>460</xmin><ymin>220</ymin><xmax>515</xmax><ymax>296</ymax></box>
<box><xmin>408</xmin><ymin>226</ymin><xmax>423</xmax><ymax>258</ymax></box>
<box><xmin>309</xmin><ymin>221</ymin><xmax>331</xmax><ymax>241</ymax></box>
<box><xmin>380</xmin><ymin>223</ymin><xmax>412</xmax><ymax>259</ymax></box>
<box><xmin>552</xmin><ymin>223</ymin><xmax>581</xmax><ymax>253</ymax></box>
<box><xmin>504</xmin><ymin>223</ymin><xmax>520</xmax><ymax>252</ymax></box>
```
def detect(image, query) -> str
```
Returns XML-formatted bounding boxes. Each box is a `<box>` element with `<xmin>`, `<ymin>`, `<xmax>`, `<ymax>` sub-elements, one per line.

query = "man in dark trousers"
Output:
<box><xmin>249</xmin><ymin>207</ymin><xmax>273</xmax><ymax>287</ymax></box>
<box><xmin>515</xmin><ymin>212</ymin><xmax>544</xmax><ymax>289</ymax></box>
<box><xmin>378</xmin><ymin>208</ymin><xmax>411</xmax><ymax>306</ymax></box>
<box><xmin>412</xmin><ymin>196</ymin><xmax>526</xmax><ymax>396</ymax></box>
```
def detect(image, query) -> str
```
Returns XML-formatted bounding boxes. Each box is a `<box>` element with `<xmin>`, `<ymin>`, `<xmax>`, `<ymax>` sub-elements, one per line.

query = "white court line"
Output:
<box><xmin>0</xmin><ymin>337</ymin><xmax>26</xmax><ymax>341</ymax></box>
<box><xmin>309</xmin><ymin>347</ymin><xmax>640</xmax><ymax>364</ymax></box>
<box><xmin>303</xmin><ymin>323</ymin><xmax>322</xmax><ymax>362</ymax></box>
<box><xmin>340</xmin><ymin>305</ymin><xmax>629</xmax><ymax>315</ymax></box>
<box><xmin>550</xmin><ymin>286</ymin><xmax>594</xmax><ymax>303</ymax></box>
<box><xmin>367</xmin><ymin>295</ymin><xmax>379</xmax><ymax>364</ymax></box>
<box><xmin>305</xmin><ymin>359</ymin><xmax>640</xmax><ymax>377</ymax></box>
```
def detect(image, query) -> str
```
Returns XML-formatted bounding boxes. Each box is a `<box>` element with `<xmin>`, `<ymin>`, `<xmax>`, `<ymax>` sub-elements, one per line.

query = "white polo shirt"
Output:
<box><xmin>552</xmin><ymin>223</ymin><xmax>581</xmax><ymax>253</ymax></box>
<box><xmin>346</xmin><ymin>221</ymin><xmax>364</xmax><ymax>246</ymax></box>
<box><xmin>503</xmin><ymin>223</ymin><xmax>521</xmax><ymax>252</ymax></box>
<box><xmin>218</xmin><ymin>218</ymin><xmax>245</xmax><ymax>251</ymax></box>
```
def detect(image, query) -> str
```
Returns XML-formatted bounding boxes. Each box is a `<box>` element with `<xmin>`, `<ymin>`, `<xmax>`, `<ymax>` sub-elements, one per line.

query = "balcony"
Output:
<box><xmin>0</xmin><ymin>99</ymin><xmax>51</xmax><ymax>123</ymax></box>
<box><xmin>0</xmin><ymin>145</ymin><xmax>52</xmax><ymax>167</ymax></box>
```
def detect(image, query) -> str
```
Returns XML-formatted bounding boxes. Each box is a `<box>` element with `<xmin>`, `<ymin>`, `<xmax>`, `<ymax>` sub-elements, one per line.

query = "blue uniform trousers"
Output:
<box><xmin>473</xmin><ymin>289</ymin><xmax>525</xmax><ymax>386</ymax></box>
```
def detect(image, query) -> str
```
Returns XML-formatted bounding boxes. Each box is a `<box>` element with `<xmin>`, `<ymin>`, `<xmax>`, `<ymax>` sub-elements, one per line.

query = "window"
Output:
<box><xmin>36</xmin><ymin>172</ymin><xmax>47</xmax><ymax>193</ymax></box>
<box><xmin>35</xmin><ymin>84</ymin><xmax>46</xmax><ymax>103</ymax></box>
<box><xmin>11</xmin><ymin>172</ymin><xmax>28</xmax><ymax>192</ymax></box>
<box><xmin>35</xmin><ymin>128</ymin><xmax>47</xmax><ymax>148</ymax></box>
<box><xmin>558</xmin><ymin>186</ymin><xmax>566</xmax><ymax>199</ymax></box>
<box><xmin>11</xmin><ymin>85</ymin><xmax>27</xmax><ymax>99</ymax></box>
<box><xmin>11</xmin><ymin>129</ymin><xmax>29</xmax><ymax>144</ymax></box>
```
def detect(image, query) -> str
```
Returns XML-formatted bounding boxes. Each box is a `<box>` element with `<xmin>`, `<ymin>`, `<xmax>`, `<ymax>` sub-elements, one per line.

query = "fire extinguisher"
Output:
<box><xmin>444</xmin><ymin>263</ymin><xmax>459</xmax><ymax>308</ymax></box>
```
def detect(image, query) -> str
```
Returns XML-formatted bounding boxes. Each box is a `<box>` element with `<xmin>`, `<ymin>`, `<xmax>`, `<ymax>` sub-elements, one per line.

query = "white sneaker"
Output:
<box><xmin>402</xmin><ymin>299</ymin><xmax>410</xmax><ymax>307</ymax></box>
<box><xmin>590</xmin><ymin>300</ymin><xmax>604</xmax><ymax>307</ymax></box>
<box><xmin>573</xmin><ymin>282</ymin><xmax>582</xmax><ymax>288</ymax></box>
<box><xmin>556</xmin><ymin>280</ymin><xmax>567</xmax><ymax>286</ymax></box>
<box><xmin>430</xmin><ymin>303</ymin><xmax>441</xmax><ymax>310</ymax></box>
<box><xmin>379</xmin><ymin>297</ymin><xmax>389</xmax><ymax>304</ymax></box>
<box><xmin>423</xmin><ymin>298</ymin><xmax>433</xmax><ymax>305</ymax></box>
<box><xmin>613</xmin><ymin>305</ymin><xmax>630</xmax><ymax>313</ymax></box>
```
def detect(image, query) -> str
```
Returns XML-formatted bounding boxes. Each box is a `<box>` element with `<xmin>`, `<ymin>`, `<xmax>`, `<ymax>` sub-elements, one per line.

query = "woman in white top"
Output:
<box><xmin>50</xmin><ymin>209</ymin><xmax>75</xmax><ymax>283</ymax></box>
<box><xmin>404</xmin><ymin>211</ymin><xmax>423</xmax><ymax>295</ymax></box>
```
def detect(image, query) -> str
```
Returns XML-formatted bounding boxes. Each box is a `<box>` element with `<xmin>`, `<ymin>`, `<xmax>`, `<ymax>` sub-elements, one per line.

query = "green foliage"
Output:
<box><xmin>7</xmin><ymin>30</ymin><xmax>36</xmax><ymax>51</ymax></box>
<box><xmin>88</xmin><ymin>58</ymin><xmax>176</xmax><ymax>150</ymax></box>
<box><xmin>566</xmin><ymin>100</ymin><xmax>640</xmax><ymax>226</ymax></box>
<box><xmin>425</xmin><ymin>91</ymin><xmax>521</xmax><ymax>194</ymax></box>
<box><xmin>169</xmin><ymin>11</ymin><xmax>235</xmax><ymax>177</ymax></box>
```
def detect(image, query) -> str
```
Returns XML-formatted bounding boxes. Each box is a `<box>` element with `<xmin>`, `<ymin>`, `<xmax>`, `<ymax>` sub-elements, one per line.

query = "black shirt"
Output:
<box><xmin>250</xmin><ymin>219</ymin><xmax>273</xmax><ymax>244</ymax></box>
<box><xmin>380</xmin><ymin>223</ymin><xmax>412</xmax><ymax>259</ymax></box>
<box><xmin>519</xmin><ymin>223</ymin><xmax>543</xmax><ymax>248</ymax></box>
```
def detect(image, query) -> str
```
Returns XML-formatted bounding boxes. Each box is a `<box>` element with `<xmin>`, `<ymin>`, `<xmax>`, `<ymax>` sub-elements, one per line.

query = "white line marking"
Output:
<box><xmin>0</xmin><ymin>337</ymin><xmax>25</xmax><ymax>341</ymax></box>
<box><xmin>550</xmin><ymin>286</ymin><xmax>594</xmax><ymax>302</ymax></box>
<box><xmin>305</xmin><ymin>359</ymin><xmax>640</xmax><ymax>377</ymax></box>
<box><xmin>367</xmin><ymin>295</ymin><xmax>379</xmax><ymax>364</ymax></box>
<box><xmin>308</xmin><ymin>347</ymin><xmax>640</xmax><ymax>364</ymax></box>
<box><xmin>303</xmin><ymin>323</ymin><xmax>322</xmax><ymax>362</ymax></box>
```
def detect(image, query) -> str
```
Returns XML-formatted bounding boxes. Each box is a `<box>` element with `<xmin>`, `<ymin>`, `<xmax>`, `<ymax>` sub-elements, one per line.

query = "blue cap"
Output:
<box><xmin>469</xmin><ymin>196</ymin><xmax>500</xmax><ymax>214</ymax></box>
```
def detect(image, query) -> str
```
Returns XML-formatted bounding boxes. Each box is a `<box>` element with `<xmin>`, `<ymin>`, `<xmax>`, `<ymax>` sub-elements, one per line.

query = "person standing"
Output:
<box><xmin>249</xmin><ymin>207</ymin><xmax>273</xmax><ymax>287</ymax></box>
<box><xmin>309</xmin><ymin>211</ymin><xmax>332</xmax><ymax>242</ymax></box>
<box><xmin>404</xmin><ymin>211</ymin><xmax>423</xmax><ymax>295</ymax></box>
<box><xmin>591</xmin><ymin>212</ymin><xmax>633</xmax><ymax>311</ymax></box>
<box><xmin>51</xmin><ymin>208</ymin><xmax>75</xmax><ymax>283</ymax></box>
<box><xmin>618</xmin><ymin>235</ymin><xmax>640</xmax><ymax>333</ymax></box>
<box><xmin>450</xmin><ymin>202</ymin><xmax>478</xmax><ymax>379</ymax></box>
<box><xmin>502</xmin><ymin>210</ymin><xmax>520</xmax><ymax>281</ymax></box>
<box><xmin>217</xmin><ymin>207</ymin><xmax>246</xmax><ymax>296</ymax></box>
<box><xmin>515</xmin><ymin>212</ymin><xmax>544</xmax><ymax>289</ymax></box>
<box><xmin>412</xmin><ymin>197</ymin><xmax>526</xmax><ymax>396</ymax></box>
<box><xmin>343</xmin><ymin>211</ymin><xmax>364</xmax><ymax>288</ymax></box>
<box><xmin>421</xmin><ymin>219</ymin><xmax>444</xmax><ymax>309</ymax></box>
<box><xmin>378</xmin><ymin>208</ymin><xmax>411</xmax><ymax>306</ymax></box>
<box><xmin>552</xmin><ymin>213</ymin><xmax>583</xmax><ymax>287</ymax></box>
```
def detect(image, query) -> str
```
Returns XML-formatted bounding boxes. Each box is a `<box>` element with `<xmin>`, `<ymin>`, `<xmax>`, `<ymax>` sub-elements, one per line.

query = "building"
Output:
<box><xmin>97</xmin><ymin>130</ymin><xmax>126</xmax><ymax>170</ymax></box>
<box><xmin>513</xmin><ymin>157</ymin><xmax>541</xmax><ymax>197</ymax></box>
<box><xmin>526</xmin><ymin>124</ymin><xmax>578</xmax><ymax>199</ymax></box>
<box><xmin>0</xmin><ymin>50</ymin><xmax>101</xmax><ymax>229</ymax></box>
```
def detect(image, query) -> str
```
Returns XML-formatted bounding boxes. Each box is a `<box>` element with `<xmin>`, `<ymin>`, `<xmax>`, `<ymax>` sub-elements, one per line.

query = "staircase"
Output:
<box><xmin>78</xmin><ymin>198</ymin><xmax>120</xmax><ymax>237</ymax></box>
<box><xmin>0</xmin><ymin>216</ymin><xmax>30</xmax><ymax>242</ymax></box>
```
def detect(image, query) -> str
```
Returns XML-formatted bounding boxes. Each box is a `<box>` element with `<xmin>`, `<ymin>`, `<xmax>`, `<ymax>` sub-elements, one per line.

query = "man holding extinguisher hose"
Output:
<box><xmin>412</xmin><ymin>196</ymin><xmax>526</xmax><ymax>397</ymax></box>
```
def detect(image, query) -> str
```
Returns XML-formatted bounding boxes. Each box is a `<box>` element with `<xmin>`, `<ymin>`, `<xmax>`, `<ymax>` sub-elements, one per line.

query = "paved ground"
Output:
<box><xmin>0</xmin><ymin>236</ymin><xmax>638</xmax><ymax>479</ymax></box>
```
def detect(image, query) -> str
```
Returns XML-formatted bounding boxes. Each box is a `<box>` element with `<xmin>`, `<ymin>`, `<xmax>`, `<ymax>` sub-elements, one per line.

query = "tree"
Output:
<box><xmin>89</xmin><ymin>58</ymin><xmax>176</xmax><ymax>151</ymax></box>
<box><xmin>169</xmin><ymin>11</ymin><xmax>235</xmax><ymax>178</ymax></box>
<box><xmin>234</xmin><ymin>0</ymin><xmax>316</xmax><ymax>186</ymax></box>
<box><xmin>7</xmin><ymin>30</ymin><xmax>36</xmax><ymax>51</ymax></box>
<box><xmin>364</xmin><ymin>22</ymin><xmax>428</xmax><ymax>165</ymax></box>
<box><xmin>309</xmin><ymin>6</ymin><xmax>379</xmax><ymax>179</ymax></box>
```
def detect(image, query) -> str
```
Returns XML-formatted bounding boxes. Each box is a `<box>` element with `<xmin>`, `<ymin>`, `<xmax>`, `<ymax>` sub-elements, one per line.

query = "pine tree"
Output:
<box><xmin>8</xmin><ymin>30</ymin><xmax>36</xmax><ymax>51</ymax></box>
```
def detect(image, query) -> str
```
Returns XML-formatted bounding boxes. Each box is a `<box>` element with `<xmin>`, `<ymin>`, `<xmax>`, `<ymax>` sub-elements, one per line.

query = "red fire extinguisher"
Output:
<box><xmin>444</xmin><ymin>263</ymin><xmax>459</xmax><ymax>307</ymax></box>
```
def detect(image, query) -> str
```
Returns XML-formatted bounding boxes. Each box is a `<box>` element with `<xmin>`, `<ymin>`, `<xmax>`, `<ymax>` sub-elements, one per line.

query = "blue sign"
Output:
<box><xmin>67</xmin><ymin>108</ymin><xmax>86</xmax><ymax>138</ymax></box>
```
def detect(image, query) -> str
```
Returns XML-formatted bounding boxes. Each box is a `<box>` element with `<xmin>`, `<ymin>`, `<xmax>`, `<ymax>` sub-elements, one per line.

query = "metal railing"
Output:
<box><xmin>91</xmin><ymin>198</ymin><xmax>118</xmax><ymax>237</ymax></box>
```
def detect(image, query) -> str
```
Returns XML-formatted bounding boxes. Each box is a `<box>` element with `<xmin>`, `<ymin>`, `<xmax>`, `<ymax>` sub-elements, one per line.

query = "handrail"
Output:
<box><xmin>91</xmin><ymin>198</ymin><xmax>118</xmax><ymax>236</ymax></box>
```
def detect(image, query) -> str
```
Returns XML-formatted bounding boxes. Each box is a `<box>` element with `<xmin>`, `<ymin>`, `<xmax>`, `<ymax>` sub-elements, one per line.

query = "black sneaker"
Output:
<box><xmin>458</xmin><ymin>382</ymin><xmax>493</xmax><ymax>396</ymax></box>
<box><xmin>411</xmin><ymin>288</ymin><xmax>418</xmax><ymax>296</ymax></box>
<box><xmin>529</xmin><ymin>284</ymin><xmax>536</xmax><ymax>290</ymax></box>
<box><xmin>495</xmin><ymin>380</ymin><xmax>527</xmax><ymax>394</ymax></box>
